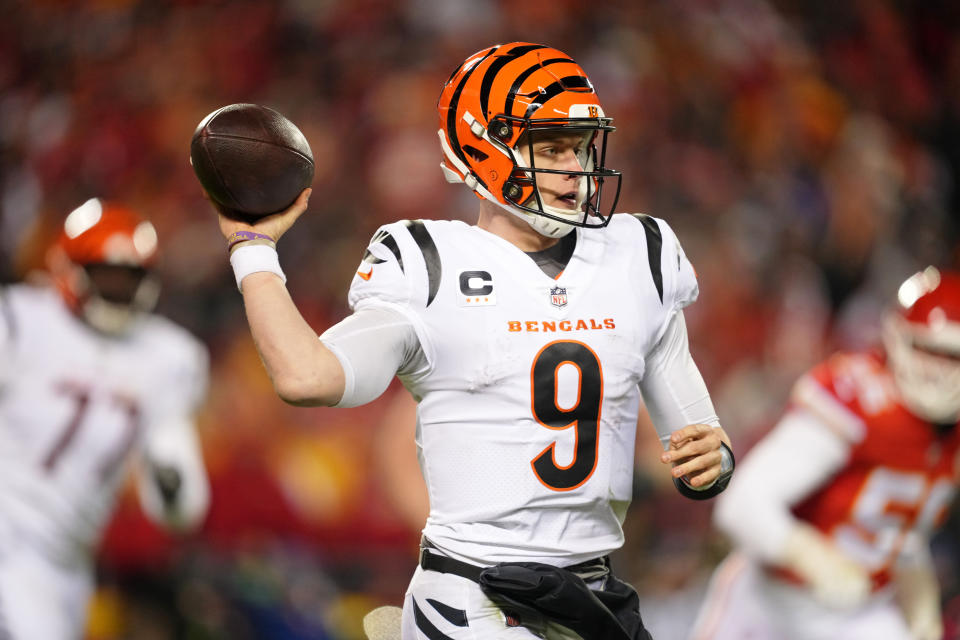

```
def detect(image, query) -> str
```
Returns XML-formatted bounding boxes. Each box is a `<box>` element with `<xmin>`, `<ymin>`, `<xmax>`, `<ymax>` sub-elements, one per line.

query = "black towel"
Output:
<box><xmin>478</xmin><ymin>562</ymin><xmax>653</xmax><ymax>640</ymax></box>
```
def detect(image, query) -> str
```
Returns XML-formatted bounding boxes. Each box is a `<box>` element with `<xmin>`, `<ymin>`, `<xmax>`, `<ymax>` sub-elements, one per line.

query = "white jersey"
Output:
<box><xmin>346</xmin><ymin>214</ymin><xmax>698</xmax><ymax>565</ymax></box>
<box><xmin>0</xmin><ymin>284</ymin><xmax>208</xmax><ymax>565</ymax></box>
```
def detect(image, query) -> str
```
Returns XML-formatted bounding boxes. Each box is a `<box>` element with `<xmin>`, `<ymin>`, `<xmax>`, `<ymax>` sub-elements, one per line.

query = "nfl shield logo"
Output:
<box><xmin>550</xmin><ymin>286</ymin><xmax>568</xmax><ymax>308</ymax></box>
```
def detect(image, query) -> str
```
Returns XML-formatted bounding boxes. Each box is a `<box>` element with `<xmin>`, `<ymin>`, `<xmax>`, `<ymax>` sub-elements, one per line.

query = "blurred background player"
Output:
<box><xmin>212</xmin><ymin>42</ymin><xmax>733</xmax><ymax>639</ymax></box>
<box><xmin>0</xmin><ymin>198</ymin><xmax>210</xmax><ymax>639</ymax></box>
<box><xmin>689</xmin><ymin>266</ymin><xmax>960</xmax><ymax>640</ymax></box>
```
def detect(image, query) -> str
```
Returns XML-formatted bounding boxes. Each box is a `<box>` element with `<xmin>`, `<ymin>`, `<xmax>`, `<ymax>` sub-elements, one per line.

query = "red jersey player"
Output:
<box><xmin>691</xmin><ymin>266</ymin><xmax>960</xmax><ymax>640</ymax></box>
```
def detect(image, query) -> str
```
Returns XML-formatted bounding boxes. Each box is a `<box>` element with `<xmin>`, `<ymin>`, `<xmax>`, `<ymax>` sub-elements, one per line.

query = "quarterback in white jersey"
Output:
<box><xmin>345</xmin><ymin>214</ymin><xmax>701</xmax><ymax>567</ymax></box>
<box><xmin>0</xmin><ymin>199</ymin><xmax>210</xmax><ymax>639</ymax></box>
<box><xmin>213</xmin><ymin>42</ymin><xmax>733</xmax><ymax>640</ymax></box>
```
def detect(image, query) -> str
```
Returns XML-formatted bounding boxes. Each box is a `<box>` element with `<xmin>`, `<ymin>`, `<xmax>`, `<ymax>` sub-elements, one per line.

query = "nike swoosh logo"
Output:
<box><xmin>357</xmin><ymin>269</ymin><xmax>373</xmax><ymax>281</ymax></box>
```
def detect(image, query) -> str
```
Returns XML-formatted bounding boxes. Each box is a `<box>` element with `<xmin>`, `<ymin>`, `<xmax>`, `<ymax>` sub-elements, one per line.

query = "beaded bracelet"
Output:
<box><xmin>229</xmin><ymin>237</ymin><xmax>275</xmax><ymax>256</ymax></box>
<box><xmin>227</xmin><ymin>230</ymin><xmax>276</xmax><ymax>251</ymax></box>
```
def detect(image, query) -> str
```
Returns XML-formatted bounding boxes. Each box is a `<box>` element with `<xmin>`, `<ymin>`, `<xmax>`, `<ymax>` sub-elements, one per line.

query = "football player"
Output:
<box><xmin>0</xmin><ymin>199</ymin><xmax>210</xmax><ymax>639</ymax></box>
<box><xmin>214</xmin><ymin>42</ymin><xmax>733</xmax><ymax>639</ymax></box>
<box><xmin>689</xmin><ymin>267</ymin><xmax>960</xmax><ymax>640</ymax></box>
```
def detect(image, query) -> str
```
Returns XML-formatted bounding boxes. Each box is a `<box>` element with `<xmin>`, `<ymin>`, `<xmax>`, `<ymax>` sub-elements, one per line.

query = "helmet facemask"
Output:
<box><xmin>497</xmin><ymin>114</ymin><xmax>619</xmax><ymax>238</ymax></box>
<box><xmin>490</xmin><ymin>110</ymin><xmax>619</xmax><ymax>237</ymax></box>
<box><xmin>883</xmin><ymin>315</ymin><xmax>960</xmax><ymax>424</ymax></box>
<box><xmin>79</xmin><ymin>264</ymin><xmax>160</xmax><ymax>335</ymax></box>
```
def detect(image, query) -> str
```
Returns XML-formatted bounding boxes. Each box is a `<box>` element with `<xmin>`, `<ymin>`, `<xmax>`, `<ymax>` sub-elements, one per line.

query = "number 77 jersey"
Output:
<box><xmin>346</xmin><ymin>214</ymin><xmax>699</xmax><ymax>566</ymax></box>
<box><xmin>0</xmin><ymin>284</ymin><xmax>208</xmax><ymax>563</ymax></box>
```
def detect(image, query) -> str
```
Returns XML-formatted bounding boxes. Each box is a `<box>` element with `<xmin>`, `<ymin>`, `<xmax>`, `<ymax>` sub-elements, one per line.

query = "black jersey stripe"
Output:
<box><xmin>446</xmin><ymin>46</ymin><xmax>500</xmax><ymax>167</ymax></box>
<box><xmin>633</xmin><ymin>214</ymin><xmax>664</xmax><ymax>303</ymax></box>
<box><xmin>503</xmin><ymin>57</ymin><xmax>574</xmax><ymax>117</ymax></box>
<box><xmin>379</xmin><ymin>232</ymin><xmax>403</xmax><ymax>272</ymax></box>
<box><xmin>362</xmin><ymin>229</ymin><xmax>402</xmax><ymax>268</ymax></box>
<box><xmin>521</xmin><ymin>75</ymin><xmax>592</xmax><ymax>119</ymax></box>
<box><xmin>426</xmin><ymin>599</ymin><xmax>468</xmax><ymax>627</ymax></box>
<box><xmin>413</xmin><ymin>598</ymin><xmax>456</xmax><ymax>640</ymax></box>
<box><xmin>403</xmin><ymin>220</ymin><xmax>442</xmax><ymax>307</ymax></box>
<box><xmin>478</xmin><ymin>44</ymin><xmax>546</xmax><ymax>117</ymax></box>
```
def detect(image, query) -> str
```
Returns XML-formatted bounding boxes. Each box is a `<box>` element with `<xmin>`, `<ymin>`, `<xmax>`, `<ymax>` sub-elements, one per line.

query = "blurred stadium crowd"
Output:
<box><xmin>2</xmin><ymin>0</ymin><xmax>960</xmax><ymax>638</ymax></box>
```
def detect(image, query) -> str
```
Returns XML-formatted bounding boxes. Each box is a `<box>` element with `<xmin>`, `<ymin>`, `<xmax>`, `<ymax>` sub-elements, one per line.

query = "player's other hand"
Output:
<box><xmin>209</xmin><ymin>188</ymin><xmax>312</xmax><ymax>244</ymax></box>
<box><xmin>660</xmin><ymin>423</ymin><xmax>730</xmax><ymax>488</ymax></box>
<box><xmin>783</xmin><ymin>523</ymin><xmax>871</xmax><ymax>610</ymax></box>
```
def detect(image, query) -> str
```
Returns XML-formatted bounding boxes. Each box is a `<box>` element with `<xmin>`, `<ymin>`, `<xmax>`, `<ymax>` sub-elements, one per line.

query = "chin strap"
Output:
<box><xmin>526</xmin><ymin>210</ymin><xmax>576</xmax><ymax>238</ymax></box>
<box><xmin>82</xmin><ymin>298</ymin><xmax>136</xmax><ymax>334</ymax></box>
<box><xmin>79</xmin><ymin>272</ymin><xmax>160</xmax><ymax>335</ymax></box>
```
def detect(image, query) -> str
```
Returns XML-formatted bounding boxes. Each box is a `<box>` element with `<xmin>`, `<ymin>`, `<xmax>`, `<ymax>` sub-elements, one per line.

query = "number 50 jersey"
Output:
<box><xmin>347</xmin><ymin>214</ymin><xmax>699</xmax><ymax>566</ymax></box>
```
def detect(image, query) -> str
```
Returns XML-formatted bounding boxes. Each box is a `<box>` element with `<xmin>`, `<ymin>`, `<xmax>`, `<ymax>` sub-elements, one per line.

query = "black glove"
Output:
<box><xmin>152</xmin><ymin>463</ymin><xmax>182</xmax><ymax>509</ymax></box>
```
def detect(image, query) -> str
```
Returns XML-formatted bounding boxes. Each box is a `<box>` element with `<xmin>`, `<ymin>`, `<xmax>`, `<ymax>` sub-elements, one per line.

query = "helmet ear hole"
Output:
<box><xmin>488</xmin><ymin>120</ymin><xmax>512</xmax><ymax>142</ymax></box>
<box><xmin>462</xmin><ymin>145</ymin><xmax>489</xmax><ymax>162</ymax></box>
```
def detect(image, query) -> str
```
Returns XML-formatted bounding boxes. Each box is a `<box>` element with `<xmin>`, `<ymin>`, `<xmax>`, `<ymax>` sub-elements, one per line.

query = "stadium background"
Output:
<box><xmin>3</xmin><ymin>0</ymin><xmax>960</xmax><ymax>638</ymax></box>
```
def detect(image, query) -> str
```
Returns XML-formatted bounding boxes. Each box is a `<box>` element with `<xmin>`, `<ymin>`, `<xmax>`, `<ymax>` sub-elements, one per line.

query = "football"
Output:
<box><xmin>190</xmin><ymin>103</ymin><xmax>314</xmax><ymax>220</ymax></box>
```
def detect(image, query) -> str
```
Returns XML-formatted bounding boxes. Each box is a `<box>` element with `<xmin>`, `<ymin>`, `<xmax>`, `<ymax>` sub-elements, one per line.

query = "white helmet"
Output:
<box><xmin>882</xmin><ymin>267</ymin><xmax>960</xmax><ymax>424</ymax></box>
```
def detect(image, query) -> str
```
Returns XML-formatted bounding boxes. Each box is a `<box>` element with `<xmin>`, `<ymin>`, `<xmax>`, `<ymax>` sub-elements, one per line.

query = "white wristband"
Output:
<box><xmin>229</xmin><ymin>244</ymin><xmax>286</xmax><ymax>291</ymax></box>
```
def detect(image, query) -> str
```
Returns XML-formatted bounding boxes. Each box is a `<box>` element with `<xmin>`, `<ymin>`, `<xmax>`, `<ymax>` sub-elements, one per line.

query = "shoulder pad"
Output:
<box><xmin>349</xmin><ymin>220</ymin><xmax>442</xmax><ymax>310</ymax></box>
<box><xmin>791</xmin><ymin>354</ymin><xmax>870</xmax><ymax>443</ymax></box>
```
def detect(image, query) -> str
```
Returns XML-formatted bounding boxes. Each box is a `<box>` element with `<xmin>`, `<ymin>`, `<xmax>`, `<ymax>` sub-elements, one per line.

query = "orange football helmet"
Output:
<box><xmin>883</xmin><ymin>267</ymin><xmax>960</xmax><ymax>423</ymax></box>
<box><xmin>47</xmin><ymin>198</ymin><xmax>160</xmax><ymax>334</ymax></box>
<box><xmin>437</xmin><ymin>42</ymin><xmax>621</xmax><ymax>238</ymax></box>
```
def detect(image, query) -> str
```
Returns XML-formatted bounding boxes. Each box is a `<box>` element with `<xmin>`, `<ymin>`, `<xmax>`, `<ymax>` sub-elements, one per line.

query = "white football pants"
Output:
<box><xmin>689</xmin><ymin>552</ymin><xmax>913</xmax><ymax>640</ymax></box>
<box><xmin>402</xmin><ymin>565</ymin><xmax>586</xmax><ymax>639</ymax></box>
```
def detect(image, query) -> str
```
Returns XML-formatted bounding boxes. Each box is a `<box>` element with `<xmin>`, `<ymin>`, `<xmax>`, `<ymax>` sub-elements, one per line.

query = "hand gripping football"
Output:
<box><xmin>190</xmin><ymin>103</ymin><xmax>314</xmax><ymax>220</ymax></box>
